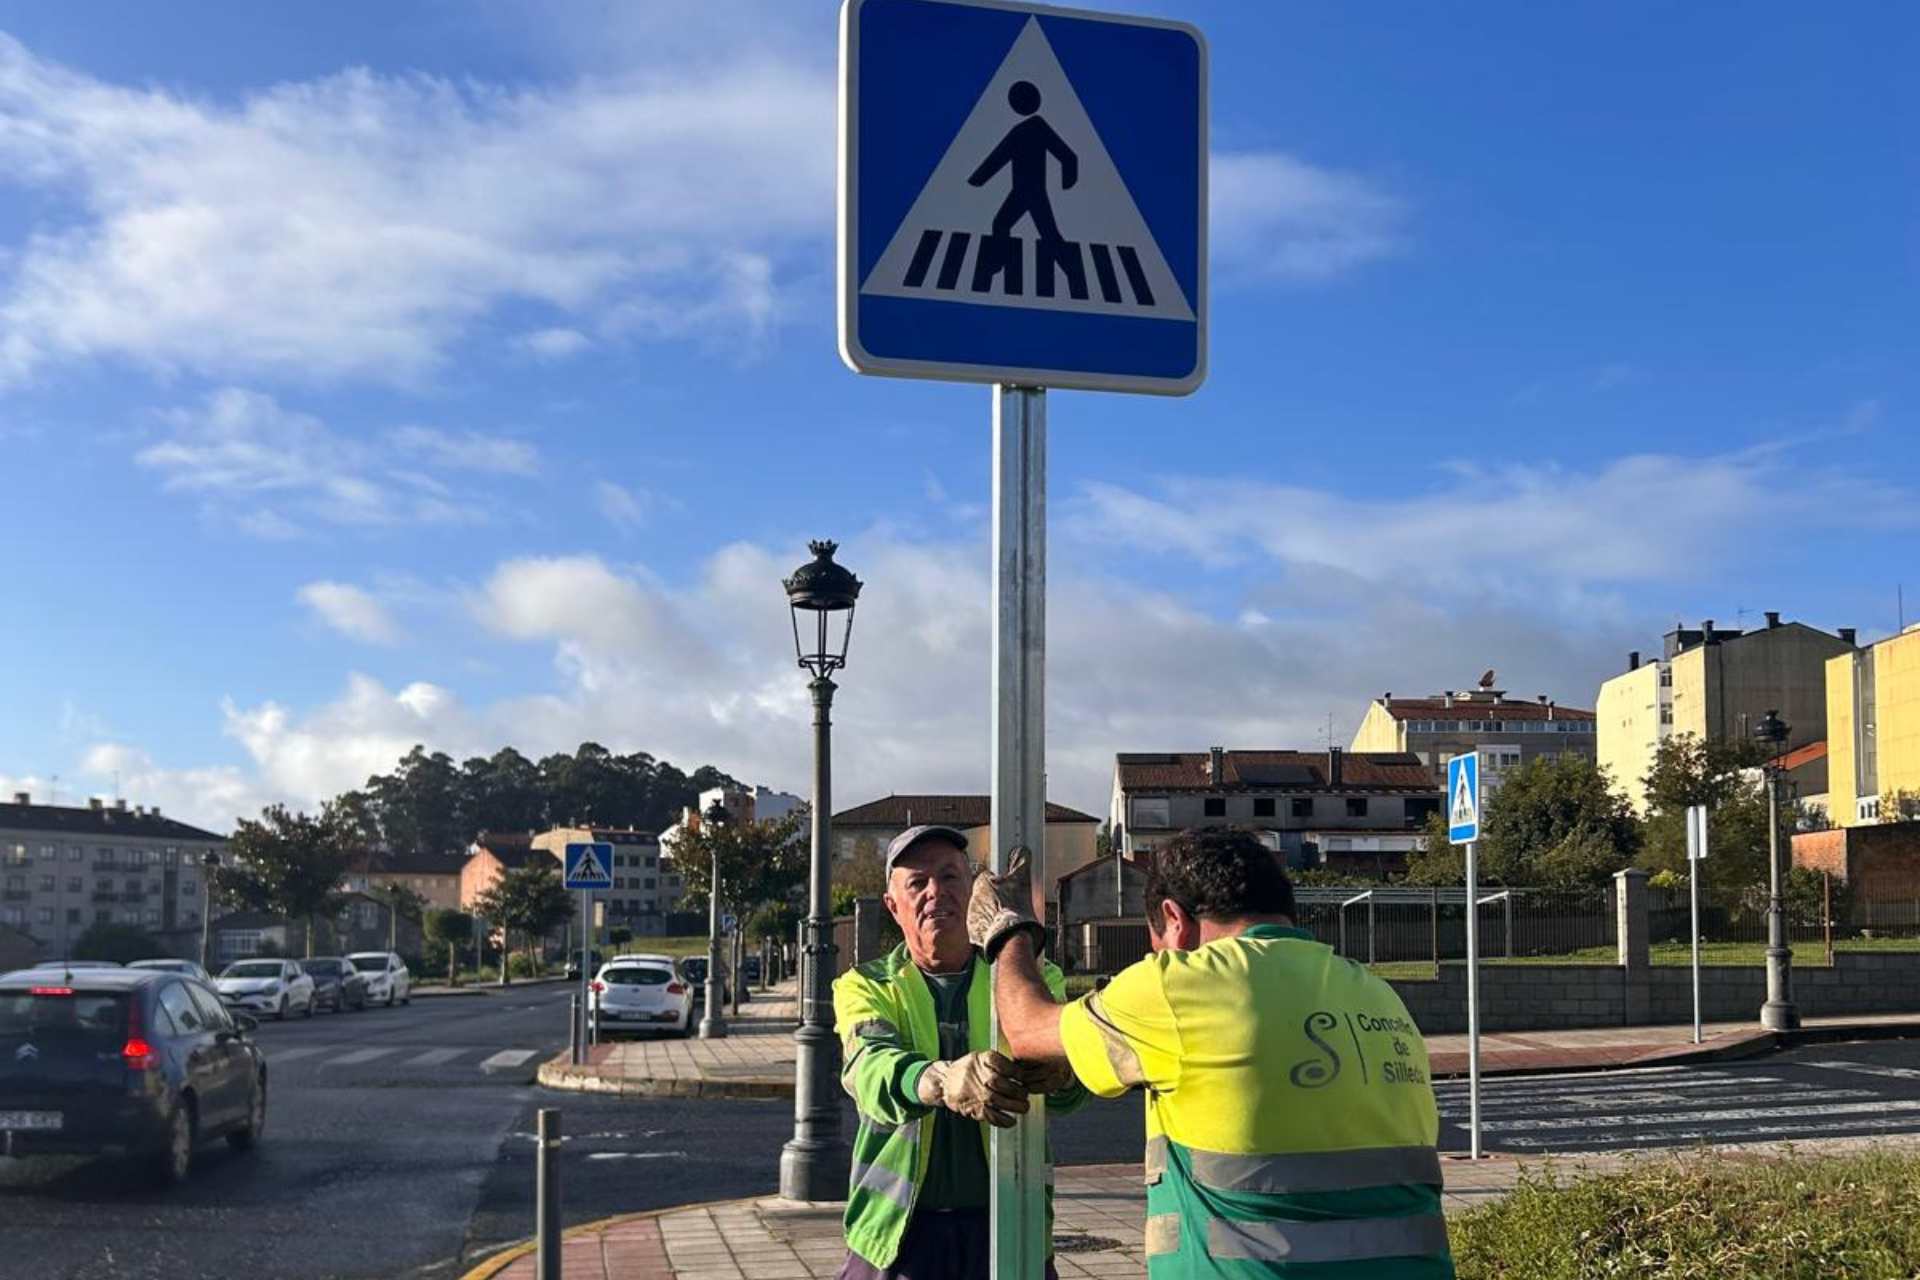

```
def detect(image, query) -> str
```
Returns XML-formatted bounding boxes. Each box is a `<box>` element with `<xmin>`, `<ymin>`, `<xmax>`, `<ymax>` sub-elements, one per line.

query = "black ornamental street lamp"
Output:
<box><xmin>698</xmin><ymin>799</ymin><xmax>732</xmax><ymax>1040</ymax></box>
<box><xmin>1755</xmin><ymin>709</ymin><xmax>1799</xmax><ymax>1031</ymax></box>
<box><xmin>779</xmin><ymin>540</ymin><xmax>860</xmax><ymax>1202</ymax></box>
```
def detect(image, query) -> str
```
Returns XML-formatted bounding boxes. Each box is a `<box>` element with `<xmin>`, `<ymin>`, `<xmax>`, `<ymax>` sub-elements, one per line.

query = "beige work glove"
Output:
<box><xmin>967</xmin><ymin>847</ymin><xmax>1046</xmax><ymax>960</ymax></box>
<box><xmin>915</xmin><ymin>1050</ymin><xmax>1030</xmax><ymax>1128</ymax></box>
<box><xmin>1012</xmin><ymin>1057</ymin><xmax>1077</xmax><ymax>1096</ymax></box>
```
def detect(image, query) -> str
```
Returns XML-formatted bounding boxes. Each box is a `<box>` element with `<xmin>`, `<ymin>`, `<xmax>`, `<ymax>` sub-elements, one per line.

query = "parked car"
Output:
<box><xmin>742</xmin><ymin>955</ymin><xmax>762</xmax><ymax>983</ymax></box>
<box><xmin>680</xmin><ymin>957</ymin><xmax>732</xmax><ymax>1007</ymax></box>
<box><xmin>298</xmin><ymin>957</ymin><xmax>369</xmax><ymax>1013</ymax></box>
<box><xmin>0</xmin><ymin>967</ymin><xmax>267</xmax><ymax>1184</ymax></box>
<box><xmin>588</xmin><ymin>958</ymin><xmax>693</xmax><ymax>1039</ymax></box>
<box><xmin>215</xmin><ymin>959</ymin><xmax>316</xmax><ymax>1021</ymax></box>
<box><xmin>24</xmin><ymin>960</ymin><xmax>122</xmax><ymax>970</ymax></box>
<box><xmin>565</xmin><ymin>948</ymin><xmax>604</xmax><ymax>981</ymax></box>
<box><xmin>347</xmin><ymin>952</ymin><xmax>411</xmax><ymax>1007</ymax></box>
<box><xmin>129</xmin><ymin>959</ymin><xmax>211</xmax><ymax>981</ymax></box>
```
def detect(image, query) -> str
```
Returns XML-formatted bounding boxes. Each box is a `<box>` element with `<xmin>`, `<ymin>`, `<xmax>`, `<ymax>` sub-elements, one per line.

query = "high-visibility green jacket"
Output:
<box><xmin>835</xmin><ymin>946</ymin><xmax>1088</xmax><ymax>1268</ymax></box>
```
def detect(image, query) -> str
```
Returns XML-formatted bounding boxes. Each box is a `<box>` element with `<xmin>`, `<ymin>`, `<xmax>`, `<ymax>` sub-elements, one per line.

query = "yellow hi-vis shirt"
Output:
<box><xmin>1059</xmin><ymin>924</ymin><xmax>1454</xmax><ymax>1279</ymax></box>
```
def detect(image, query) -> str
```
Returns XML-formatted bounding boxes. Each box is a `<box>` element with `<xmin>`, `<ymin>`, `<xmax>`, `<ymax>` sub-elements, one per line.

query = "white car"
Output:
<box><xmin>129</xmin><ymin>957</ymin><xmax>211</xmax><ymax>981</ymax></box>
<box><xmin>216</xmin><ymin>958</ymin><xmax>316</xmax><ymax>1020</ymax></box>
<box><xmin>589</xmin><ymin>958</ymin><xmax>692</xmax><ymax>1039</ymax></box>
<box><xmin>348</xmin><ymin>951</ymin><xmax>412</xmax><ymax>1007</ymax></box>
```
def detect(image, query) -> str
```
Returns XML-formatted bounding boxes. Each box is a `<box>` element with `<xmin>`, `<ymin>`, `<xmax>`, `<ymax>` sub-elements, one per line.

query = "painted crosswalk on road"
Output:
<box><xmin>260</xmin><ymin>1043</ymin><xmax>543</xmax><ymax>1072</ymax></box>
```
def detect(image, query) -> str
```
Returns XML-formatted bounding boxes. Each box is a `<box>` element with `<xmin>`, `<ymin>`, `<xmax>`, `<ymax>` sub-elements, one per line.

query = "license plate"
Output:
<box><xmin>0</xmin><ymin>1111</ymin><xmax>62</xmax><ymax>1131</ymax></box>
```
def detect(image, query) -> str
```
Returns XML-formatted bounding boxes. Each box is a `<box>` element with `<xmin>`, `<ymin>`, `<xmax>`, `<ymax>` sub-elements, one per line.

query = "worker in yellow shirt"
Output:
<box><xmin>969</xmin><ymin>826</ymin><xmax>1454</xmax><ymax>1279</ymax></box>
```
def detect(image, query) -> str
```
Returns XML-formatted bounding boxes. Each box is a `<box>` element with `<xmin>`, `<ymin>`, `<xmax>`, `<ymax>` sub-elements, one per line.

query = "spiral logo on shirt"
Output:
<box><xmin>1288</xmin><ymin>1010</ymin><xmax>1342</xmax><ymax>1089</ymax></box>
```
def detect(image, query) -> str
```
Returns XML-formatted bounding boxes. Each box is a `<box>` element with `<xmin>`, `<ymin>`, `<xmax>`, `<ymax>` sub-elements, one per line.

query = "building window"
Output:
<box><xmin>4</xmin><ymin>844</ymin><xmax>26</xmax><ymax>867</ymax></box>
<box><xmin>1253</xmin><ymin>798</ymin><xmax>1275</xmax><ymax>818</ymax></box>
<box><xmin>1346</xmin><ymin>798</ymin><xmax>1369</xmax><ymax>818</ymax></box>
<box><xmin>645</xmin><ymin>854</ymin><xmax>658</xmax><ymax>868</ymax></box>
<box><xmin>65</xmin><ymin>908</ymin><xmax>79</xmax><ymax>924</ymax></box>
<box><xmin>144</xmin><ymin>909</ymin><xmax>161</xmax><ymax>926</ymax></box>
<box><xmin>644</xmin><ymin>878</ymin><xmax>656</xmax><ymax>890</ymax></box>
<box><xmin>0</xmin><ymin>907</ymin><xmax>18</xmax><ymax>926</ymax></box>
<box><xmin>66</xmin><ymin>877</ymin><xmax>81</xmax><ymax>894</ymax></box>
<box><xmin>66</xmin><ymin>847</ymin><xmax>81</xmax><ymax>863</ymax></box>
<box><xmin>1132</xmin><ymin>797</ymin><xmax>1172</xmax><ymax>829</ymax></box>
<box><xmin>1203</xmin><ymin>798</ymin><xmax>1227</xmax><ymax>818</ymax></box>
<box><xmin>35</xmin><ymin>907</ymin><xmax>53</xmax><ymax>924</ymax></box>
<box><xmin>182</xmin><ymin>880</ymin><xmax>197</xmax><ymax>896</ymax></box>
<box><xmin>38</xmin><ymin>875</ymin><xmax>54</xmax><ymax>892</ymax></box>
<box><xmin>225</xmin><ymin>930</ymin><xmax>264</xmax><ymax>958</ymax></box>
<box><xmin>1659</xmin><ymin>706</ymin><xmax>1674</xmax><ymax>726</ymax></box>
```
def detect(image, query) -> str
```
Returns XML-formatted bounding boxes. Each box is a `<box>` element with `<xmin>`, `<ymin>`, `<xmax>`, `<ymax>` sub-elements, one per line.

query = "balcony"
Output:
<box><xmin>90</xmin><ymin>890</ymin><xmax>118</xmax><ymax>903</ymax></box>
<box><xmin>1</xmin><ymin>889</ymin><xmax>29</xmax><ymax>902</ymax></box>
<box><xmin>120</xmin><ymin>891</ymin><xmax>149</xmax><ymax>903</ymax></box>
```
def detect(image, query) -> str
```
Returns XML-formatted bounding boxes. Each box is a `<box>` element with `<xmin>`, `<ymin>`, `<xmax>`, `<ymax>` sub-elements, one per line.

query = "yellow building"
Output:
<box><xmin>1598</xmin><ymin>614</ymin><xmax>1854</xmax><ymax>813</ymax></box>
<box><xmin>1827</xmin><ymin>625</ymin><xmax>1920</xmax><ymax>827</ymax></box>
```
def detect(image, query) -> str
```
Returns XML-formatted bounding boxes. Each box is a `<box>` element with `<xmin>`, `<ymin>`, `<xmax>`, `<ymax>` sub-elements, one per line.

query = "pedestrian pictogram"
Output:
<box><xmin>564</xmin><ymin>842</ymin><xmax>614</xmax><ymax>891</ymax></box>
<box><xmin>840</xmin><ymin>0</ymin><xmax>1206</xmax><ymax>394</ymax></box>
<box><xmin>1448</xmin><ymin>753</ymin><xmax>1481</xmax><ymax>845</ymax></box>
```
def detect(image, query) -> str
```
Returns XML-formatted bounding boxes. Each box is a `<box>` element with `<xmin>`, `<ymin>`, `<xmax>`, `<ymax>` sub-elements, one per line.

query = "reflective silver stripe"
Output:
<box><xmin>1144</xmin><ymin>1214</ymin><xmax>1181</xmax><ymax>1256</ymax></box>
<box><xmin>852</xmin><ymin>1018</ymin><xmax>901</xmax><ymax>1043</ymax></box>
<box><xmin>1143</xmin><ymin>1135</ymin><xmax>1168</xmax><ymax>1185</ymax></box>
<box><xmin>1189</xmin><ymin>1144</ymin><xmax>1443</xmax><ymax>1195</ymax></box>
<box><xmin>1208</xmin><ymin>1213</ymin><xmax>1450</xmax><ymax>1264</ymax></box>
<box><xmin>850</xmin><ymin>1159</ymin><xmax>915</xmax><ymax>1208</ymax></box>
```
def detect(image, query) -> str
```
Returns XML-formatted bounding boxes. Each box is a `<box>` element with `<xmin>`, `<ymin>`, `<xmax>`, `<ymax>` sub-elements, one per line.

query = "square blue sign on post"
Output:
<box><xmin>839</xmin><ymin>0</ymin><xmax>1207</xmax><ymax>394</ymax></box>
<box><xmin>1448</xmin><ymin>753</ymin><xmax>1481</xmax><ymax>845</ymax></box>
<box><xmin>563</xmin><ymin>842</ymin><xmax>614</xmax><ymax>891</ymax></box>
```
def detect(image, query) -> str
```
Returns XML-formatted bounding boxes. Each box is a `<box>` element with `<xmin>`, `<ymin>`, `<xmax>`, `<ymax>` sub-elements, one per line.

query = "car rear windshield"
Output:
<box><xmin>602</xmin><ymin>967</ymin><xmax>672</xmax><ymax>986</ymax></box>
<box><xmin>350</xmin><ymin>956</ymin><xmax>388</xmax><ymax>973</ymax></box>
<box><xmin>300</xmin><ymin>961</ymin><xmax>342</xmax><ymax>975</ymax></box>
<box><xmin>224</xmin><ymin>962</ymin><xmax>283</xmax><ymax>979</ymax></box>
<box><xmin>0</xmin><ymin>989</ymin><xmax>128</xmax><ymax>1044</ymax></box>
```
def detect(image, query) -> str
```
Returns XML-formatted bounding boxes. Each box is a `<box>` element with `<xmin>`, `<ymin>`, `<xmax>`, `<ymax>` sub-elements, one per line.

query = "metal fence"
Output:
<box><xmin>1292</xmin><ymin>887</ymin><xmax>1618</xmax><ymax>967</ymax></box>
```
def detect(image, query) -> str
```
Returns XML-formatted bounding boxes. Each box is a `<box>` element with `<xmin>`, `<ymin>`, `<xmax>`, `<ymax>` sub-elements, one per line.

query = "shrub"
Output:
<box><xmin>1452</xmin><ymin>1151</ymin><xmax>1920</xmax><ymax>1279</ymax></box>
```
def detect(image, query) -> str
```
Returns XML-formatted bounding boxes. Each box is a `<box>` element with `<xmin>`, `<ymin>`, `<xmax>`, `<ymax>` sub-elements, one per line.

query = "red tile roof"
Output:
<box><xmin>1115</xmin><ymin>751</ymin><xmax>1435</xmax><ymax>793</ymax></box>
<box><xmin>1375</xmin><ymin>697</ymin><xmax>1595</xmax><ymax>722</ymax></box>
<box><xmin>834</xmin><ymin>795</ymin><xmax>1100</xmax><ymax>827</ymax></box>
<box><xmin>1773</xmin><ymin>740</ymin><xmax>1828</xmax><ymax>773</ymax></box>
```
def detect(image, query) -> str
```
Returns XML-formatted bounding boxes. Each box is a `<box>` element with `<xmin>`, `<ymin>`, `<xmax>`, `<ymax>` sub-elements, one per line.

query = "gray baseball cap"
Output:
<box><xmin>884</xmin><ymin>824</ymin><xmax>970</xmax><ymax>874</ymax></box>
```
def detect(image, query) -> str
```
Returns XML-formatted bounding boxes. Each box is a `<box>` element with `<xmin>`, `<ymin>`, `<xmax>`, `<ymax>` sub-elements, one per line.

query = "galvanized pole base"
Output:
<box><xmin>989</xmin><ymin>384</ymin><xmax>1049</xmax><ymax>1280</ymax></box>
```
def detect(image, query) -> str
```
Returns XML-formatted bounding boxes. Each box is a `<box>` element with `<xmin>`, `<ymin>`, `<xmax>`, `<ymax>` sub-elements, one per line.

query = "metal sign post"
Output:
<box><xmin>1447</xmin><ymin>752</ymin><xmax>1483</xmax><ymax>1160</ymax></box>
<box><xmin>1687</xmin><ymin>804</ymin><xmax>1708</xmax><ymax>1044</ymax></box>
<box><xmin>989</xmin><ymin>383</ymin><xmax>1048</xmax><ymax>1280</ymax></box>
<box><xmin>563</xmin><ymin>842</ymin><xmax>614</xmax><ymax>1064</ymax></box>
<box><xmin>577</xmin><ymin>888</ymin><xmax>590</xmax><ymax>1062</ymax></box>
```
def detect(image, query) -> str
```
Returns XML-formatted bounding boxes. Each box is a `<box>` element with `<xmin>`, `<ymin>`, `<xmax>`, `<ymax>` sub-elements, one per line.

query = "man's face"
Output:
<box><xmin>884</xmin><ymin>839</ymin><xmax>973</xmax><ymax>965</ymax></box>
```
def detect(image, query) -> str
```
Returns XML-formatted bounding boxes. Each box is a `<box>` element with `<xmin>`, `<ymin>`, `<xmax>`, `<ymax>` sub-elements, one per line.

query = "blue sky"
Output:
<box><xmin>1</xmin><ymin>2</ymin><xmax>1913</xmax><ymax>830</ymax></box>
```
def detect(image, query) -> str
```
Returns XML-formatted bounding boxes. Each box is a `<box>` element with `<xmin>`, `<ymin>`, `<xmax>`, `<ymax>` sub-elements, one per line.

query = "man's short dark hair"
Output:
<box><xmin>1145</xmin><ymin>826</ymin><xmax>1296</xmax><ymax>929</ymax></box>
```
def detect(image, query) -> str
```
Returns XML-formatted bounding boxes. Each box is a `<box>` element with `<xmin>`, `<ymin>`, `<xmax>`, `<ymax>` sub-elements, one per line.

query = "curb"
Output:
<box><xmin>536</xmin><ymin>1055</ymin><xmax>793</xmax><ymax>1100</ymax></box>
<box><xmin>456</xmin><ymin>1195</ymin><xmax>785</xmax><ymax>1280</ymax></box>
<box><xmin>1429</xmin><ymin>1020</ymin><xmax>1920</xmax><ymax>1081</ymax></box>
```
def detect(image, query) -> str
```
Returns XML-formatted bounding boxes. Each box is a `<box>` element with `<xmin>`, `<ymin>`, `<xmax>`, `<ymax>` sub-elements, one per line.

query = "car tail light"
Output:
<box><xmin>666</xmin><ymin>982</ymin><xmax>687</xmax><ymax>995</ymax></box>
<box><xmin>29</xmin><ymin>986</ymin><xmax>73</xmax><ymax>997</ymax></box>
<box><xmin>122</xmin><ymin>998</ymin><xmax>157</xmax><ymax>1072</ymax></box>
<box><xmin>590</xmin><ymin>981</ymin><xmax>605</xmax><ymax>995</ymax></box>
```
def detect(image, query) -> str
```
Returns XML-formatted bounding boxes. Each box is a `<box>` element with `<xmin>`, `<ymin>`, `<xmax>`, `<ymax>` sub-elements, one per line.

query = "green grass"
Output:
<box><xmin>1451</xmin><ymin>1151</ymin><xmax>1920</xmax><ymax>1279</ymax></box>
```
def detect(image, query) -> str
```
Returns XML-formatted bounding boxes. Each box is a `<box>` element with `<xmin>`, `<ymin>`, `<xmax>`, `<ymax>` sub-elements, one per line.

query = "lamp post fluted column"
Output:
<box><xmin>1757</xmin><ymin>708</ymin><xmax>1799</xmax><ymax>1031</ymax></box>
<box><xmin>781</xmin><ymin>674</ymin><xmax>845</xmax><ymax>1200</ymax></box>
<box><xmin>700</xmin><ymin>802</ymin><xmax>729</xmax><ymax>1040</ymax></box>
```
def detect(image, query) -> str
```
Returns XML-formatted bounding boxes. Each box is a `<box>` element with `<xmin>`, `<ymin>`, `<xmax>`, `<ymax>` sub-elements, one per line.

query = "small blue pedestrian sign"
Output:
<box><xmin>840</xmin><ymin>0</ymin><xmax>1207</xmax><ymax>395</ymax></box>
<box><xmin>1448</xmin><ymin>754</ymin><xmax>1481</xmax><ymax>845</ymax></box>
<box><xmin>564</xmin><ymin>842</ymin><xmax>614</xmax><ymax>892</ymax></box>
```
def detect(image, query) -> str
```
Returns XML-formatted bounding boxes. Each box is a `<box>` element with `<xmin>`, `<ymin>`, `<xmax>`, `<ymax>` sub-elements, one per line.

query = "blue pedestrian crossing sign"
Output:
<box><xmin>1447</xmin><ymin>754</ymin><xmax>1481</xmax><ymax>845</ymax></box>
<box><xmin>564</xmin><ymin>842</ymin><xmax>614</xmax><ymax>892</ymax></box>
<box><xmin>839</xmin><ymin>0</ymin><xmax>1207</xmax><ymax>395</ymax></box>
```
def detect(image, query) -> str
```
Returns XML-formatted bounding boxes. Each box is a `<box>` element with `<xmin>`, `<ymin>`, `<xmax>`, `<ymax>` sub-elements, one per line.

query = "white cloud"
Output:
<box><xmin>515</xmin><ymin>327</ymin><xmax>593</xmax><ymax>361</ymax></box>
<box><xmin>134</xmin><ymin>387</ymin><xmax>533</xmax><ymax>533</ymax></box>
<box><xmin>1211</xmin><ymin>151</ymin><xmax>1406</xmax><ymax>280</ymax></box>
<box><xmin>297</xmin><ymin>581</ymin><xmax>403</xmax><ymax>645</ymax></box>
<box><xmin>596</xmin><ymin>480</ymin><xmax>654</xmax><ymax>531</ymax></box>
<box><xmin>0</xmin><ymin>34</ymin><xmax>833</xmax><ymax>386</ymax></box>
<box><xmin>390</xmin><ymin>425</ymin><xmax>539</xmax><ymax>476</ymax></box>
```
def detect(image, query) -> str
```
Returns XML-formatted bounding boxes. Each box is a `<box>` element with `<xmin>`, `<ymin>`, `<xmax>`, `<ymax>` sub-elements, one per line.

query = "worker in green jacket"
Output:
<box><xmin>834</xmin><ymin>824</ymin><xmax>1088</xmax><ymax>1280</ymax></box>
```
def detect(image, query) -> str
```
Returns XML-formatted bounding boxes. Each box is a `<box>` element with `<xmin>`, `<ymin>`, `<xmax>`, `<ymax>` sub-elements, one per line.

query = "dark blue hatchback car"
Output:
<box><xmin>0</xmin><ymin>966</ymin><xmax>267</xmax><ymax>1184</ymax></box>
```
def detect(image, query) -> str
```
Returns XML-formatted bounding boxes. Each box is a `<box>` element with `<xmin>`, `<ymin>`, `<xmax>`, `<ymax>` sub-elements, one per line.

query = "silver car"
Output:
<box><xmin>589</xmin><ymin>959</ymin><xmax>692</xmax><ymax>1039</ymax></box>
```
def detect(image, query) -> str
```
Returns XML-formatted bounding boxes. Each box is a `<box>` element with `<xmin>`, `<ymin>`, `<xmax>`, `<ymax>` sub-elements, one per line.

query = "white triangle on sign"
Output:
<box><xmin>861</xmin><ymin>17</ymin><xmax>1194</xmax><ymax>321</ymax></box>
<box><xmin>1451</xmin><ymin>765</ymin><xmax>1477</xmax><ymax>827</ymax></box>
<box><xmin>572</xmin><ymin>846</ymin><xmax>609</xmax><ymax>883</ymax></box>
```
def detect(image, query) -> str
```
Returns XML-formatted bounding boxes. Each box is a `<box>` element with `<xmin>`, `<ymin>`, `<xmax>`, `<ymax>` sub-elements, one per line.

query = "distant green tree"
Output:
<box><xmin>473</xmin><ymin>860</ymin><xmax>573</xmax><ymax>981</ymax></box>
<box><xmin>1640</xmin><ymin>734</ymin><xmax>1774</xmax><ymax>891</ymax></box>
<box><xmin>676</xmin><ymin>809</ymin><xmax>809</xmax><ymax>922</ymax></box>
<box><xmin>71</xmin><ymin>922</ymin><xmax>163</xmax><ymax>965</ymax></box>
<box><xmin>607</xmin><ymin>925</ymin><xmax>635</xmax><ymax>948</ymax></box>
<box><xmin>1402</xmin><ymin>810</ymin><xmax>1467</xmax><ymax>885</ymax></box>
<box><xmin>423</xmin><ymin>908</ymin><xmax>474</xmax><ymax>984</ymax></box>
<box><xmin>1478</xmin><ymin>755</ymin><xmax>1639</xmax><ymax>887</ymax></box>
<box><xmin>830</xmin><ymin>835</ymin><xmax>889</xmax><ymax>916</ymax></box>
<box><xmin>215</xmin><ymin>804</ymin><xmax>354</xmax><ymax>958</ymax></box>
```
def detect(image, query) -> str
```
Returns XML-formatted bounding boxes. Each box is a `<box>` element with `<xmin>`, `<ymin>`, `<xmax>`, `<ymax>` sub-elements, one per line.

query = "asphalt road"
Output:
<box><xmin>1435</xmin><ymin>1037</ymin><xmax>1920</xmax><ymax>1154</ymax></box>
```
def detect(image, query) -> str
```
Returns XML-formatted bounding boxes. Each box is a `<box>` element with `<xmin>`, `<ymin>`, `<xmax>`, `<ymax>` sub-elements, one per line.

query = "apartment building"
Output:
<box><xmin>1349</xmin><ymin>679</ymin><xmax>1596</xmax><ymax>794</ymax></box>
<box><xmin>532</xmin><ymin>825</ymin><xmax>684</xmax><ymax>930</ymax></box>
<box><xmin>0</xmin><ymin>792</ymin><xmax>227</xmax><ymax>961</ymax></box>
<box><xmin>1597</xmin><ymin>614</ymin><xmax>1855</xmax><ymax>813</ymax></box>
<box><xmin>1108</xmin><ymin>747</ymin><xmax>1441</xmax><ymax>875</ymax></box>
<box><xmin>341</xmin><ymin>847</ymin><xmax>466</xmax><ymax>911</ymax></box>
<box><xmin>1827</xmin><ymin>624</ymin><xmax>1920</xmax><ymax>827</ymax></box>
<box><xmin>829</xmin><ymin>794</ymin><xmax>1102</xmax><ymax>895</ymax></box>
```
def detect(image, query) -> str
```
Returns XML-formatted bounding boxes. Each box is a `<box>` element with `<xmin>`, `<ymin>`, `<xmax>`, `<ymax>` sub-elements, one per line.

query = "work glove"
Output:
<box><xmin>915</xmin><ymin>1050</ymin><xmax>1030</xmax><ymax>1128</ymax></box>
<box><xmin>967</xmin><ymin>847</ymin><xmax>1046</xmax><ymax>960</ymax></box>
<box><xmin>1012</xmin><ymin>1057</ymin><xmax>1077</xmax><ymax>1096</ymax></box>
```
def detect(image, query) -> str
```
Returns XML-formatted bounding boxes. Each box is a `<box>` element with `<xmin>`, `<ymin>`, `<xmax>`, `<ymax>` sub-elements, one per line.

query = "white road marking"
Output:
<box><xmin>585</xmin><ymin>1151</ymin><xmax>688</xmax><ymax>1161</ymax></box>
<box><xmin>329</xmin><ymin>1048</ymin><xmax>399</xmax><ymax>1066</ymax></box>
<box><xmin>1803</xmin><ymin>1059</ymin><xmax>1920</xmax><ymax>1082</ymax></box>
<box><xmin>1438</xmin><ymin>1087</ymin><xmax>1876</xmax><ymax>1117</ymax></box>
<box><xmin>402</xmin><ymin>1048</ymin><xmax>466</xmax><ymax>1066</ymax></box>
<box><xmin>1490</xmin><ymin>1113</ymin><xmax>1920</xmax><ymax>1150</ymax></box>
<box><xmin>1482</xmin><ymin>1097</ymin><xmax>1920</xmax><ymax>1133</ymax></box>
<box><xmin>480</xmin><ymin>1049</ymin><xmax>539</xmax><ymax>1071</ymax></box>
<box><xmin>264</xmin><ymin>1047</ymin><xmax>328</xmax><ymax>1064</ymax></box>
<box><xmin>1432</xmin><ymin>1071</ymin><xmax>1774</xmax><ymax>1098</ymax></box>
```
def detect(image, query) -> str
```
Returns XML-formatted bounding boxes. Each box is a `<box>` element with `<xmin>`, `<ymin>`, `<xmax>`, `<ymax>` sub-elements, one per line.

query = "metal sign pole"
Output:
<box><xmin>989</xmin><ymin>383</ymin><xmax>1048</xmax><ymax>1280</ymax></box>
<box><xmin>1688</xmin><ymin>804</ymin><xmax>1707</xmax><ymax>1045</ymax></box>
<box><xmin>577</xmin><ymin>888</ymin><xmax>591</xmax><ymax>1063</ymax></box>
<box><xmin>1465</xmin><ymin>839</ymin><xmax>1482</xmax><ymax>1160</ymax></box>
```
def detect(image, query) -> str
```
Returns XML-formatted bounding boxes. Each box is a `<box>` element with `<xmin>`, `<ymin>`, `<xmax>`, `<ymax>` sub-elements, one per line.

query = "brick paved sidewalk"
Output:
<box><xmin>537</xmin><ymin>980</ymin><xmax>1920</xmax><ymax>1098</ymax></box>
